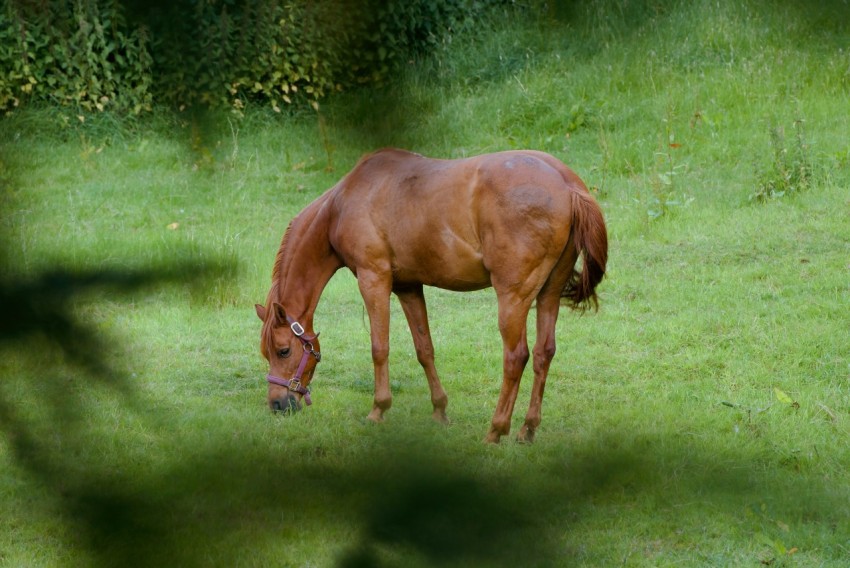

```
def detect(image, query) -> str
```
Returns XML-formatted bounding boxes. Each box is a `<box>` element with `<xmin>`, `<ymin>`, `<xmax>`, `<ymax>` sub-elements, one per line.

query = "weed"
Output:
<box><xmin>646</xmin><ymin>149</ymin><xmax>691</xmax><ymax>220</ymax></box>
<box><xmin>752</xmin><ymin>118</ymin><xmax>814</xmax><ymax>202</ymax></box>
<box><xmin>641</xmin><ymin>114</ymin><xmax>693</xmax><ymax>220</ymax></box>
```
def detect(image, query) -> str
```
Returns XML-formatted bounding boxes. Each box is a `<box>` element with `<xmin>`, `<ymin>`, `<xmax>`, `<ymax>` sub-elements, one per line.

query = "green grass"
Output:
<box><xmin>2</xmin><ymin>0</ymin><xmax>850</xmax><ymax>566</ymax></box>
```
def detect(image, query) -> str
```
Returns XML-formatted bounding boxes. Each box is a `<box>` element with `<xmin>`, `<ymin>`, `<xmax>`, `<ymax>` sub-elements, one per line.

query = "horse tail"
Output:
<box><xmin>562</xmin><ymin>188</ymin><xmax>608</xmax><ymax>312</ymax></box>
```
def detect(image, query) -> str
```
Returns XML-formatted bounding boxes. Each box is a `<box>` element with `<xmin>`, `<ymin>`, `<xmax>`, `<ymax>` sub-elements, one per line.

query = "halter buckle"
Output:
<box><xmin>290</xmin><ymin>321</ymin><xmax>305</xmax><ymax>336</ymax></box>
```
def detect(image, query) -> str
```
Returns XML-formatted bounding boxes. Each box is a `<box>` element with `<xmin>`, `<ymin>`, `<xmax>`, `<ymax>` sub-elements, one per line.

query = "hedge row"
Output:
<box><xmin>1</xmin><ymin>0</ymin><xmax>152</xmax><ymax>114</ymax></box>
<box><xmin>1</xmin><ymin>0</ymin><xmax>508</xmax><ymax>115</ymax></box>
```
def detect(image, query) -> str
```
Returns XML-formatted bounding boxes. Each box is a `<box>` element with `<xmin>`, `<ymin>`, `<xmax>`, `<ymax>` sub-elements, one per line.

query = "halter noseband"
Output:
<box><xmin>266</xmin><ymin>319</ymin><xmax>321</xmax><ymax>406</ymax></box>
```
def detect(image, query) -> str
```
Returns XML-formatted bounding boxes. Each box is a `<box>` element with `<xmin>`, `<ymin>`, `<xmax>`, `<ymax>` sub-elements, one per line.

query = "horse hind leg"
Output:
<box><xmin>485</xmin><ymin>292</ymin><xmax>533</xmax><ymax>444</ymax></box>
<box><xmin>396</xmin><ymin>286</ymin><xmax>449</xmax><ymax>424</ymax></box>
<box><xmin>517</xmin><ymin>248</ymin><xmax>577</xmax><ymax>443</ymax></box>
<box><xmin>516</xmin><ymin>290</ymin><xmax>560</xmax><ymax>443</ymax></box>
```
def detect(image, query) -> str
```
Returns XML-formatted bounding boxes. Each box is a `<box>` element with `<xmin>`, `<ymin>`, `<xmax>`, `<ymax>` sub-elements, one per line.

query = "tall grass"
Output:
<box><xmin>1</xmin><ymin>1</ymin><xmax>849</xmax><ymax>566</ymax></box>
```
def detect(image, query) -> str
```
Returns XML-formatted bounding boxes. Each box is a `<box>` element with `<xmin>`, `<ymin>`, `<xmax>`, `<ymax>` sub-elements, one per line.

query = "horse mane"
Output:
<box><xmin>260</xmin><ymin>216</ymin><xmax>301</xmax><ymax>357</ymax></box>
<box><xmin>259</xmin><ymin>190</ymin><xmax>334</xmax><ymax>356</ymax></box>
<box><xmin>268</xmin><ymin>221</ymin><xmax>294</xmax><ymax>305</ymax></box>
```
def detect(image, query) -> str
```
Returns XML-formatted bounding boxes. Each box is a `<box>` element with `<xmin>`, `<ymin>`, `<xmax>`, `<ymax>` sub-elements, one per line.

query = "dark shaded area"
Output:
<box><xmin>2</xmin><ymin>260</ymin><xmax>846</xmax><ymax>566</ymax></box>
<box><xmin>0</xmin><ymin>162</ymin><xmax>569</xmax><ymax>564</ymax></box>
<box><xmin>1</xmin><ymin>261</ymin><xmax>847</xmax><ymax>566</ymax></box>
<box><xmin>541</xmin><ymin>0</ymin><xmax>850</xmax><ymax>25</ymax></box>
<box><xmin>0</xmin><ymin>264</ymin><xmax>226</xmax><ymax>375</ymax></box>
<box><xmin>337</xmin><ymin>451</ymin><xmax>543</xmax><ymax>567</ymax></box>
<box><xmin>0</xmin><ymin>261</ymin><xmax>230</xmax><ymax>457</ymax></box>
<box><xmin>7</xmin><ymin>408</ymin><xmax>844</xmax><ymax>567</ymax></box>
<box><xmin>2</xmin><ymin>305</ymin><xmax>558</xmax><ymax>564</ymax></box>
<box><xmin>40</xmin><ymin>442</ymin><xmax>566</xmax><ymax>567</ymax></box>
<box><xmin>0</xmin><ymin>255</ymin><xmax>556</xmax><ymax>564</ymax></box>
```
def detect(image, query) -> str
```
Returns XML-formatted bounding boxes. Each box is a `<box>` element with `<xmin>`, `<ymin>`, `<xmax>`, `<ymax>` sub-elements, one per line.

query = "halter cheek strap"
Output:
<box><xmin>266</xmin><ymin>319</ymin><xmax>321</xmax><ymax>405</ymax></box>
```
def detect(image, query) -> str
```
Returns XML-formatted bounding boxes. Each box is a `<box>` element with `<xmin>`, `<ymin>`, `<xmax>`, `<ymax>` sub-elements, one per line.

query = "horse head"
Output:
<box><xmin>255</xmin><ymin>302</ymin><xmax>321</xmax><ymax>414</ymax></box>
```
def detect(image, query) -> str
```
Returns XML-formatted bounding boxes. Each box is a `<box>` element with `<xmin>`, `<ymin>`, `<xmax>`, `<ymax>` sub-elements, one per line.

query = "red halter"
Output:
<box><xmin>266</xmin><ymin>319</ymin><xmax>321</xmax><ymax>405</ymax></box>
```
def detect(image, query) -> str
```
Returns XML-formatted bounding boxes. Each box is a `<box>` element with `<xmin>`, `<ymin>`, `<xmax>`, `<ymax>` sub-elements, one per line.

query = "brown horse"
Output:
<box><xmin>255</xmin><ymin>148</ymin><xmax>607</xmax><ymax>443</ymax></box>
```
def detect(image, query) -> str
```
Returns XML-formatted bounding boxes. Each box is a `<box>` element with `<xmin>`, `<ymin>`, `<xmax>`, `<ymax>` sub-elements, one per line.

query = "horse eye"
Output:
<box><xmin>277</xmin><ymin>347</ymin><xmax>291</xmax><ymax>359</ymax></box>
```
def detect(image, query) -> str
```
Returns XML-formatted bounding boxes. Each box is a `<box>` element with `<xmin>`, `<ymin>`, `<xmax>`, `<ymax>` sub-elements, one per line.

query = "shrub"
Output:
<box><xmin>0</xmin><ymin>0</ymin><xmax>153</xmax><ymax>114</ymax></box>
<box><xmin>1</xmin><ymin>0</ymin><xmax>508</xmax><ymax>115</ymax></box>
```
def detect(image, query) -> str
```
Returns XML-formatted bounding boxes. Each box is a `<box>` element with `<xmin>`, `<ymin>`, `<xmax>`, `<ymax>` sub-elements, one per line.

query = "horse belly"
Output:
<box><xmin>390</xmin><ymin>227</ymin><xmax>491</xmax><ymax>291</ymax></box>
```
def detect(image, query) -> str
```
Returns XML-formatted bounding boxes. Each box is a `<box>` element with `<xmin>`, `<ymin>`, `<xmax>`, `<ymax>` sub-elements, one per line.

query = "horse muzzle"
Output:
<box><xmin>270</xmin><ymin>393</ymin><xmax>302</xmax><ymax>414</ymax></box>
<box><xmin>267</xmin><ymin>374</ymin><xmax>312</xmax><ymax>415</ymax></box>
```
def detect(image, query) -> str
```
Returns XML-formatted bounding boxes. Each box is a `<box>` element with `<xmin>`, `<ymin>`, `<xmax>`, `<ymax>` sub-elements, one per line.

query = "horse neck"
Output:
<box><xmin>269</xmin><ymin>194</ymin><xmax>341</xmax><ymax>326</ymax></box>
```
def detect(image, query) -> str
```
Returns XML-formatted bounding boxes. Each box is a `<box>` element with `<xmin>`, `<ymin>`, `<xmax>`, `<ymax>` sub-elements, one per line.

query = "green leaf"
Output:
<box><xmin>774</xmin><ymin>387</ymin><xmax>793</xmax><ymax>405</ymax></box>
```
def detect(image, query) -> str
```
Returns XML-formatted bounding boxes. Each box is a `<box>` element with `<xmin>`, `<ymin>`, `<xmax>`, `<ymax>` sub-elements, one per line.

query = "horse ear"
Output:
<box><xmin>255</xmin><ymin>304</ymin><xmax>267</xmax><ymax>321</ymax></box>
<box><xmin>272</xmin><ymin>302</ymin><xmax>287</xmax><ymax>323</ymax></box>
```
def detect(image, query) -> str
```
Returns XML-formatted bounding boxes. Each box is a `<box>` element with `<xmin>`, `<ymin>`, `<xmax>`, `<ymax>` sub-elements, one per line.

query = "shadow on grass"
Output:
<box><xmin>1</xmin><ymin>257</ymin><xmax>846</xmax><ymax>566</ymax></box>
<box><xmin>18</xmin><ymin>425</ymin><xmax>845</xmax><ymax>567</ymax></box>
<box><xmin>2</xmin><ymin>333</ymin><xmax>846</xmax><ymax>568</ymax></box>
<box><xmin>0</xmin><ymin>137</ymin><xmax>844</xmax><ymax>568</ymax></box>
<box><xmin>1</xmin><ymin>176</ymin><xmax>845</xmax><ymax>568</ymax></box>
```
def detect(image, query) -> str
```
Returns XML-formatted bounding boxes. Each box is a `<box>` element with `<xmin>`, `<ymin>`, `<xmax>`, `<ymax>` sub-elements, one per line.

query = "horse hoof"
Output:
<box><xmin>432</xmin><ymin>411</ymin><xmax>450</xmax><ymax>425</ymax></box>
<box><xmin>516</xmin><ymin>425</ymin><xmax>536</xmax><ymax>444</ymax></box>
<box><xmin>366</xmin><ymin>410</ymin><xmax>384</xmax><ymax>423</ymax></box>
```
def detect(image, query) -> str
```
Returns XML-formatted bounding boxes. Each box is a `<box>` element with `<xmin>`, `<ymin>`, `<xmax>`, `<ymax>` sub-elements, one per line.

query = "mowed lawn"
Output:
<box><xmin>2</xmin><ymin>1</ymin><xmax>849</xmax><ymax>566</ymax></box>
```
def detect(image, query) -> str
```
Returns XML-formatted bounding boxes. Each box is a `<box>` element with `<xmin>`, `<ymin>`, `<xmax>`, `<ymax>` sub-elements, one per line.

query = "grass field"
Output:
<box><xmin>2</xmin><ymin>1</ymin><xmax>849</xmax><ymax>566</ymax></box>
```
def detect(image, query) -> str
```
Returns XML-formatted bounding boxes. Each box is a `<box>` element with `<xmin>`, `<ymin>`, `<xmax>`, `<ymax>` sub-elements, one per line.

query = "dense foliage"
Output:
<box><xmin>0</xmin><ymin>0</ymin><xmax>505</xmax><ymax>114</ymax></box>
<box><xmin>0</xmin><ymin>0</ymin><xmax>153</xmax><ymax>113</ymax></box>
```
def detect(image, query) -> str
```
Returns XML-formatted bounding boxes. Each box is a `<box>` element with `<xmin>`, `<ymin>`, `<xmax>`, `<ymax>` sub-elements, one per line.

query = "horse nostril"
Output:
<box><xmin>286</xmin><ymin>395</ymin><xmax>300</xmax><ymax>413</ymax></box>
<box><xmin>271</xmin><ymin>396</ymin><xmax>300</xmax><ymax>415</ymax></box>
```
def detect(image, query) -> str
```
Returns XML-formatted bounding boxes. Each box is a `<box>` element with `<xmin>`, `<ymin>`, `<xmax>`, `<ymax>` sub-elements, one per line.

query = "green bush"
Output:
<box><xmin>0</xmin><ymin>0</ymin><xmax>507</xmax><ymax>115</ymax></box>
<box><xmin>1</xmin><ymin>0</ymin><xmax>153</xmax><ymax>114</ymax></box>
<box><xmin>144</xmin><ymin>0</ymin><xmax>506</xmax><ymax>113</ymax></box>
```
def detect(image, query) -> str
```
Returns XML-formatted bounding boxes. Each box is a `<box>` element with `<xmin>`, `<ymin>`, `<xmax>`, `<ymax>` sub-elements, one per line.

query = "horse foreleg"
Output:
<box><xmin>357</xmin><ymin>271</ymin><xmax>393</xmax><ymax>422</ymax></box>
<box><xmin>517</xmin><ymin>290</ymin><xmax>560</xmax><ymax>443</ymax></box>
<box><xmin>396</xmin><ymin>286</ymin><xmax>449</xmax><ymax>424</ymax></box>
<box><xmin>486</xmin><ymin>298</ymin><xmax>532</xmax><ymax>443</ymax></box>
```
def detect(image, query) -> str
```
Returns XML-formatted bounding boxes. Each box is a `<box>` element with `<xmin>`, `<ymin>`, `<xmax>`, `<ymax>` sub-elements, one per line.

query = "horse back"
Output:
<box><xmin>327</xmin><ymin>149</ymin><xmax>582</xmax><ymax>290</ymax></box>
